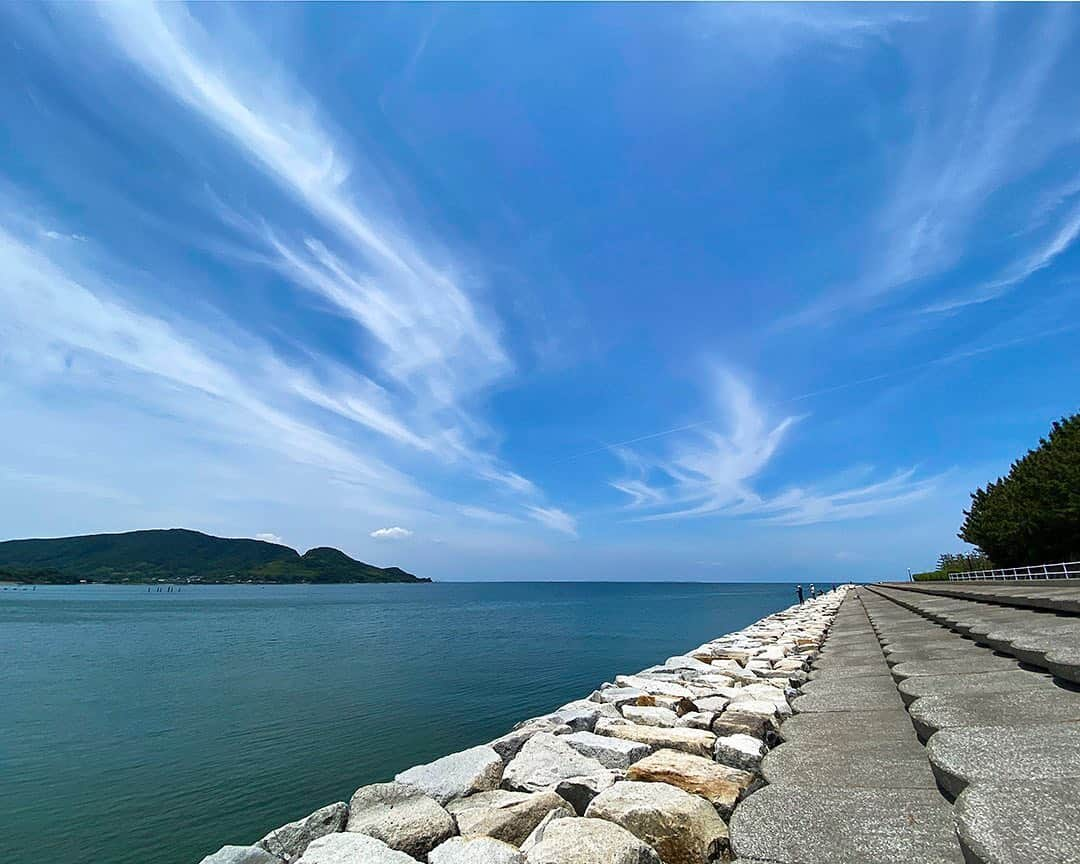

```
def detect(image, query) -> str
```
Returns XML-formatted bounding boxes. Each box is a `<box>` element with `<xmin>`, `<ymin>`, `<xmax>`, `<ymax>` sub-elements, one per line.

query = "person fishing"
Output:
<box><xmin>795</xmin><ymin>584</ymin><xmax>804</xmax><ymax>604</ymax></box>
<box><xmin>809</xmin><ymin>583</ymin><xmax>817</xmax><ymax>599</ymax></box>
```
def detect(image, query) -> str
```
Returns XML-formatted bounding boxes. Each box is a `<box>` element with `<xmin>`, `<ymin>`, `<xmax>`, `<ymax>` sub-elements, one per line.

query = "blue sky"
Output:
<box><xmin>2</xmin><ymin>4</ymin><xmax>1079</xmax><ymax>581</ymax></box>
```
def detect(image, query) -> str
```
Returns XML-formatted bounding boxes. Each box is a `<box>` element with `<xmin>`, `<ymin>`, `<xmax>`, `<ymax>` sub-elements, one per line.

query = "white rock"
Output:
<box><xmin>503</xmin><ymin>733</ymin><xmax>616</xmax><ymax>812</ymax></box>
<box><xmin>594</xmin><ymin>718</ymin><xmax>716</xmax><ymax>759</ymax></box>
<box><xmin>427</xmin><ymin>835</ymin><xmax>524</xmax><ymax>864</ymax></box>
<box><xmin>491</xmin><ymin>718</ymin><xmax>572</xmax><ymax>763</ymax></box>
<box><xmin>518</xmin><ymin>808</ymin><xmax>576</xmax><ymax>854</ymax></box>
<box><xmin>613</xmin><ymin>675</ymin><xmax>696</xmax><ymax>700</ymax></box>
<box><xmin>675</xmin><ymin>711</ymin><xmax>715</xmax><ymax>730</ymax></box>
<box><xmin>396</xmin><ymin>745</ymin><xmax>504</xmax><ymax>804</ymax></box>
<box><xmin>257</xmin><ymin>802</ymin><xmax>348</xmax><ymax>862</ymax></box>
<box><xmin>598</xmin><ymin>687</ymin><xmax>647</xmax><ymax>707</ymax></box>
<box><xmin>585</xmin><ymin>780</ymin><xmax>728</xmax><ymax>864</ymax></box>
<box><xmin>620</xmin><ymin>705</ymin><xmax>680</xmax><ymax>728</ymax></box>
<box><xmin>446</xmin><ymin>789</ymin><xmax>574</xmax><ymax>846</ymax></box>
<box><xmin>663</xmin><ymin>656</ymin><xmax>716</xmax><ymax>673</ymax></box>
<box><xmin>688</xmin><ymin>695</ymin><xmax>729</xmax><ymax>713</ymax></box>
<box><xmin>199</xmin><ymin>846</ymin><xmax>280</xmax><ymax>864</ymax></box>
<box><xmin>296</xmin><ymin>832</ymin><xmax>417</xmax><ymax>863</ymax></box>
<box><xmin>523</xmin><ymin>815</ymin><xmax>662</xmax><ymax>864</ymax></box>
<box><xmin>347</xmin><ymin>782</ymin><xmax>455</xmax><ymax>859</ymax></box>
<box><xmin>562</xmin><ymin>730</ymin><xmax>651</xmax><ymax>769</ymax></box>
<box><xmin>714</xmin><ymin>733</ymin><xmax>768</xmax><ymax>772</ymax></box>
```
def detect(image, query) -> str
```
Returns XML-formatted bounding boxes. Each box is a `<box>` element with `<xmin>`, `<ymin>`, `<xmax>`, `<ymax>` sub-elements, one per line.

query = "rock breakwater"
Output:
<box><xmin>199</xmin><ymin>589</ymin><xmax>846</xmax><ymax>864</ymax></box>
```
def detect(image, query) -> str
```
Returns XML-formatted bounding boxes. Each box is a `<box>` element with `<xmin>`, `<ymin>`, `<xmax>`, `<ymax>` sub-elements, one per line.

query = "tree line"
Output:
<box><xmin>959</xmin><ymin>413</ymin><xmax>1080</xmax><ymax>567</ymax></box>
<box><xmin>915</xmin><ymin>413</ymin><xmax>1079</xmax><ymax>579</ymax></box>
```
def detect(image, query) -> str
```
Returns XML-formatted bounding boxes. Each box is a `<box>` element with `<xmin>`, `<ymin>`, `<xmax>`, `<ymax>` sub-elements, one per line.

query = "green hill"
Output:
<box><xmin>0</xmin><ymin>529</ymin><xmax>429</xmax><ymax>584</ymax></box>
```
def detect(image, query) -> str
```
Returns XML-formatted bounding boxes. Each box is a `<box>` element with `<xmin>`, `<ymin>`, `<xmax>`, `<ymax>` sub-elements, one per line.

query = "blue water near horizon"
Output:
<box><xmin>0</xmin><ymin>581</ymin><xmax>801</xmax><ymax>864</ymax></box>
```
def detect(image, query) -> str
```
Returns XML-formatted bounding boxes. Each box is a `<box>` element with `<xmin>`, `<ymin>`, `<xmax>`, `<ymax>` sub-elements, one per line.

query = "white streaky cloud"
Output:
<box><xmin>525</xmin><ymin>506</ymin><xmax>578</xmax><ymax>537</ymax></box>
<box><xmin>42</xmin><ymin>229</ymin><xmax>88</xmax><ymax>242</ymax></box>
<box><xmin>88</xmin><ymin>3</ymin><xmax>544</xmax><ymax>501</ymax></box>
<box><xmin>0</xmin><ymin>222</ymin><xmax>418</xmax><ymax>498</ymax></box>
<box><xmin>745</xmin><ymin>469</ymin><xmax>939</xmax><ymax>526</ymax></box>
<box><xmin>922</xmin><ymin>199</ymin><xmax>1080</xmax><ymax>313</ymax></box>
<box><xmin>783</xmin><ymin>6</ymin><xmax>1078</xmax><ymax>327</ymax></box>
<box><xmin>95</xmin><ymin>4</ymin><xmax>510</xmax><ymax>403</ymax></box>
<box><xmin>609</xmin><ymin>479</ymin><xmax>666</xmax><ymax>509</ymax></box>
<box><xmin>611</xmin><ymin>370</ymin><xmax>937</xmax><ymax>525</ymax></box>
<box><xmin>702</xmin><ymin>4</ymin><xmax>918</xmax><ymax>58</ymax></box>
<box><xmin>370</xmin><ymin>526</ymin><xmax>413</xmax><ymax>540</ymax></box>
<box><xmin>255</xmin><ymin>532</ymin><xmax>284</xmax><ymax>545</ymax></box>
<box><xmin>456</xmin><ymin>506</ymin><xmax>524</xmax><ymax>526</ymax></box>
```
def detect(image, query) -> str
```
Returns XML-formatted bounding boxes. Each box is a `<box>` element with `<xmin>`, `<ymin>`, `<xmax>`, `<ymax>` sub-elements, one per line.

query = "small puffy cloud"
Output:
<box><xmin>370</xmin><ymin>526</ymin><xmax>413</xmax><ymax>540</ymax></box>
<box><xmin>255</xmin><ymin>532</ymin><xmax>284</xmax><ymax>545</ymax></box>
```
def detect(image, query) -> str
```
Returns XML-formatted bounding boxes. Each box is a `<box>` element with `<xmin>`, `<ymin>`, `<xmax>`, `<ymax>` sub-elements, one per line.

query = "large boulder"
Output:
<box><xmin>598</xmin><ymin>687</ymin><xmax>647</xmax><ymax>708</ymax></box>
<box><xmin>585</xmin><ymin>781</ymin><xmax>727</xmax><ymax>864</ymax></box>
<box><xmin>594</xmin><ymin>719</ymin><xmax>716</xmax><ymax>759</ymax></box>
<box><xmin>621</xmin><ymin>706</ymin><xmax>679</xmax><ymax>728</ymax></box>
<box><xmin>562</xmin><ymin>731</ymin><xmax>651</xmax><ymax>770</ymax></box>
<box><xmin>428</xmin><ymin>835</ymin><xmax>525</xmax><ymax>864</ymax></box>
<box><xmin>199</xmin><ymin>846</ymin><xmax>280</xmax><ymax>864</ymax></box>
<box><xmin>518</xmin><ymin>808</ymin><xmax>576</xmax><ymax>854</ymax></box>
<box><xmin>614</xmin><ymin>676</ymin><xmax>696</xmax><ymax>700</ymax></box>
<box><xmin>346</xmin><ymin>782</ymin><xmax>455</xmax><ymax>858</ymax></box>
<box><xmin>713</xmin><ymin>734</ymin><xmax>767</xmax><ymax>773</ymax></box>
<box><xmin>711</xmin><ymin>711</ymin><xmax>774</xmax><ymax>741</ymax></box>
<box><xmin>689</xmin><ymin>697</ymin><xmax>729</xmax><ymax>714</ymax></box>
<box><xmin>523</xmin><ymin>816</ymin><xmax>662</xmax><ymax>864</ymax></box>
<box><xmin>544</xmin><ymin>700</ymin><xmax>619</xmax><ymax>732</ymax></box>
<box><xmin>295</xmin><ymin>832</ymin><xmax>415</xmax><ymax>863</ymax></box>
<box><xmin>396</xmin><ymin>745</ymin><xmax>504</xmax><ymax>804</ymax></box>
<box><xmin>626</xmin><ymin>748</ymin><xmax>753</xmax><ymax>819</ymax></box>
<box><xmin>675</xmin><ymin>712</ymin><xmax>715</xmax><ymax>731</ymax></box>
<box><xmin>503</xmin><ymin>733</ymin><xmax>617</xmax><ymax>810</ymax></box>
<box><xmin>662</xmin><ymin>656</ymin><xmax>717</xmax><ymax>674</ymax></box>
<box><xmin>256</xmin><ymin>802</ymin><xmax>348</xmax><ymax>862</ymax></box>
<box><xmin>491</xmin><ymin>719</ymin><xmax>572</xmax><ymax>763</ymax></box>
<box><xmin>446</xmin><ymin>789</ymin><xmax>574</xmax><ymax>846</ymax></box>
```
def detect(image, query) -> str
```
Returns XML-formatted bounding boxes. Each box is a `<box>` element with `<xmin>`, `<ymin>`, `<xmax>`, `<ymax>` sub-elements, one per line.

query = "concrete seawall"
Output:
<box><xmin>728</xmin><ymin>583</ymin><xmax>1080</xmax><ymax>864</ymax></box>
<box><xmin>199</xmin><ymin>589</ymin><xmax>846</xmax><ymax>864</ymax></box>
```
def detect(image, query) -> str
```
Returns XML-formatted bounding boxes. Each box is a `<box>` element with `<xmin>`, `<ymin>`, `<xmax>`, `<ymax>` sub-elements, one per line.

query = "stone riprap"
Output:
<box><xmin>198</xmin><ymin>590</ymin><xmax>845</xmax><ymax>864</ymax></box>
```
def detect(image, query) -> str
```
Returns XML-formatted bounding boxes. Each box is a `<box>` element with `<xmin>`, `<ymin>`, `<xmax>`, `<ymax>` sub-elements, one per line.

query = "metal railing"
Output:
<box><xmin>948</xmin><ymin>561</ymin><xmax>1080</xmax><ymax>581</ymax></box>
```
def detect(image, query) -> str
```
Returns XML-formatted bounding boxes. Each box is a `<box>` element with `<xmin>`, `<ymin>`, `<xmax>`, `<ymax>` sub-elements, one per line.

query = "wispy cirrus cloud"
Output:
<box><xmin>610</xmin><ymin>369</ymin><xmax>938</xmax><ymax>525</ymax></box>
<box><xmin>60</xmin><ymin>1</ymin><xmax>579</xmax><ymax>531</ymax></box>
<box><xmin>0</xmin><ymin>221</ymin><xmax>416</xmax><ymax>497</ymax></box>
<box><xmin>784</xmin><ymin>5</ymin><xmax>1079</xmax><ymax>327</ymax></box>
<box><xmin>923</xmin><ymin>197</ymin><xmax>1080</xmax><ymax>314</ymax></box>
<box><xmin>89</xmin><ymin>2</ymin><xmax>521</xmax><ymax>480</ymax></box>
<box><xmin>525</xmin><ymin>506</ymin><xmax>578</xmax><ymax>537</ymax></box>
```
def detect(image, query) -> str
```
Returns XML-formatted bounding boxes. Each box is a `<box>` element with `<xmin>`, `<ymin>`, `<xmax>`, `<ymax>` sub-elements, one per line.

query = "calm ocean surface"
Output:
<box><xmin>0</xmin><ymin>581</ymin><xmax>800</xmax><ymax>864</ymax></box>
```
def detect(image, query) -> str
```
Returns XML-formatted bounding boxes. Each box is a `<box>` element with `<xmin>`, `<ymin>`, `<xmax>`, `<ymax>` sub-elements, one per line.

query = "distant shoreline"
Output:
<box><xmin>1</xmin><ymin>578</ymin><xmax>433</xmax><ymax>586</ymax></box>
<box><xmin>0</xmin><ymin>528</ymin><xmax>428</xmax><ymax>585</ymax></box>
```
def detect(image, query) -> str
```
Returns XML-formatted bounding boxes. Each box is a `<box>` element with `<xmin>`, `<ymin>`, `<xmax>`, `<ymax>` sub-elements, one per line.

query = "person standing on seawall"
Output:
<box><xmin>809</xmin><ymin>583</ymin><xmax>816</xmax><ymax>599</ymax></box>
<box><xmin>796</xmin><ymin>584</ymin><xmax>804</xmax><ymax>604</ymax></box>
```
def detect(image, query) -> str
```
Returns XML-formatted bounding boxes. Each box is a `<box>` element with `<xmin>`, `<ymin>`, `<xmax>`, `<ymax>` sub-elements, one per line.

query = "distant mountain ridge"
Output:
<box><xmin>0</xmin><ymin>528</ymin><xmax>429</xmax><ymax>584</ymax></box>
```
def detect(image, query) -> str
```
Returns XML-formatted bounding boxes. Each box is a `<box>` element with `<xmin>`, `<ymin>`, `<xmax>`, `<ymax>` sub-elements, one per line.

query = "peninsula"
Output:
<box><xmin>0</xmin><ymin>528</ymin><xmax>429</xmax><ymax>585</ymax></box>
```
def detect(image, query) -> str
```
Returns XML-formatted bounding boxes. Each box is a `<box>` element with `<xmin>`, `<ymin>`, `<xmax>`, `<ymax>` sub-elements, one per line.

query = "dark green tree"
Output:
<box><xmin>959</xmin><ymin>414</ymin><xmax>1080</xmax><ymax>566</ymax></box>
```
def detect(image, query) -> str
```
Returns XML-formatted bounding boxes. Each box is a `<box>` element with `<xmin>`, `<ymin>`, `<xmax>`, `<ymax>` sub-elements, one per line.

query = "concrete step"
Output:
<box><xmin>730</xmin><ymin>785</ymin><xmax>963</xmax><ymax>864</ymax></box>
<box><xmin>925</xmin><ymin>721</ymin><xmax>1080</xmax><ymax>798</ymax></box>
<box><xmin>730</xmin><ymin>590</ymin><xmax>964</xmax><ymax>863</ymax></box>
<box><xmin>870</xmin><ymin>585</ymin><xmax>1080</xmax><ymax>685</ymax></box>
<box><xmin>955</xmin><ymin>780</ymin><xmax>1080</xmax><ymax>864</ymax></box>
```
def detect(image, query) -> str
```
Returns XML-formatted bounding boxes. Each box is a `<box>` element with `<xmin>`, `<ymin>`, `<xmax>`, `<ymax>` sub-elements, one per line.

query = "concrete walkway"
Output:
<box><xmin>731</xmin><ymin>584</ymin><xmax>1080</xmax><ymax>864</ymax></box>
<box><xmin>729</xmin><ymin>592</ymin><xmax>962</xmax><ymax>863</ymax></box>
